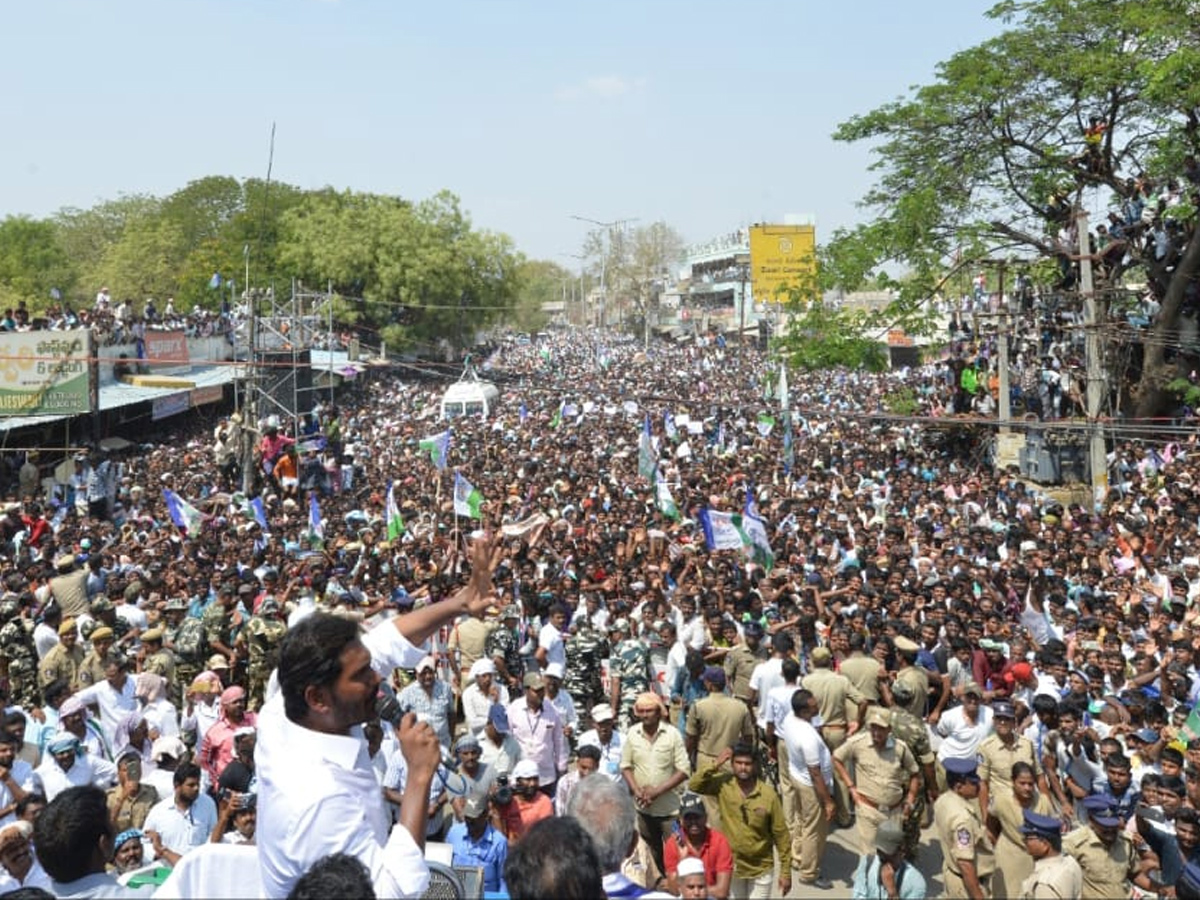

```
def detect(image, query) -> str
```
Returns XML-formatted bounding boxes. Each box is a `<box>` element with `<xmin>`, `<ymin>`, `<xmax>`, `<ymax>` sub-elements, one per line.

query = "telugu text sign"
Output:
<box><xmin>748</xmin><ymin>224</ymin><xmax>817</xmax><ymax>303</ymax></box>
<box><xmin>0</xmin><ymin>330</ymin><xmax>92</xmax><ymax>417</ymax></box>
<box><xmin>144</xmin><ymin>330</ymin><xmax>190</xmax><ymax>374</ymax></box>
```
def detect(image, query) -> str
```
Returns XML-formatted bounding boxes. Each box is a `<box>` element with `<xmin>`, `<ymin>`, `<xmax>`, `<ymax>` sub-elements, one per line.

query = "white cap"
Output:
<box><xmin>544</xmin><ymin>662</ymin><xmax>565</xmax><ymax>680</ymax></box>
<box><xmin>512</xmin><ymin>759</ymin><xmax>539</xmax><ymax>780</ymax></box>
<box><xmin>677</xmin><ymin>857</ymin><xmax>706</xmax><ymax>879</ymax></box>
<box><xmin>469</xmin><ymin>658</ymin><xmax>496</xmax><ymax>680</ymax></box>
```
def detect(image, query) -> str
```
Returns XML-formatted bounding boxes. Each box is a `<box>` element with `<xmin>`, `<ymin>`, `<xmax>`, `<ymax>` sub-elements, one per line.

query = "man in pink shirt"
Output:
<box><xmin>198</xmin><ymin>686</ymin><xmax>258</xmax><ymax>789</ymax></box>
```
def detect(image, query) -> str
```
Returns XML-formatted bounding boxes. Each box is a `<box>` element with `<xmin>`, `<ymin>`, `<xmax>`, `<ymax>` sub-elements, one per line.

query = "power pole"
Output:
<box><xmin>240</xmin><ymin>288</ymin><xmax>258</xmax><ymax>495</ymax></box>
<box><xmin>997</xmin><ymin>259</ymin><xmax>1009</xmax><ymax>433</ymax></box>
<box><xmin>1076</xmin><ymin>209</ymin><xmax>1109</xmax><ymax>510</ymax></box>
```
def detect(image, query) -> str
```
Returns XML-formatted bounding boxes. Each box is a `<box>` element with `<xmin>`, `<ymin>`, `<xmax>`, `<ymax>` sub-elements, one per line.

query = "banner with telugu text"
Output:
<box><xmin>0</xmin><ymin>330</ymin><xmax>92</xmax><ymax>417</ymax></box>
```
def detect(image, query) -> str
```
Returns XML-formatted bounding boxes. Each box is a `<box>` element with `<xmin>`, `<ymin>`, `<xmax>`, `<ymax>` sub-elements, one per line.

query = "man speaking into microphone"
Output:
<box><xmin>256</xmin><ymin>536</ymin><xmax>497</xmax><ymax>898</ymax></box>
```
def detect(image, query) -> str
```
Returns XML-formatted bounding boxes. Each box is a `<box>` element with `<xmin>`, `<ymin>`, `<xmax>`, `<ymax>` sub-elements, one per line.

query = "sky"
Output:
<box><xmin>2</xmin><ymin>0</ymin><xmax>1007</xmax><ymax>265</ymax></box>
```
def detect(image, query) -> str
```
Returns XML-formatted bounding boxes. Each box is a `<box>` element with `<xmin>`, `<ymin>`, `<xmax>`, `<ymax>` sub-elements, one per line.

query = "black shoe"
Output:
<box><xmin>801</xmin><ymin>877</ymin><xmax>833</xmax><ymax>890</ymax></box>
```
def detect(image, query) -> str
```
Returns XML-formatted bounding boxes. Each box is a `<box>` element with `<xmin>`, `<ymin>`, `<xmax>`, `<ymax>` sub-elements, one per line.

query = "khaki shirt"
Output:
<box><xmin>839</xmin><ymin>654</ymin><xmax>884</xmax><ymax>703</ymax></box>
<box><xmin>802</xmin><ymin>667</ymin><xmax>864</xmax><ymax>728</ymax></box>
<box><xmin>38</xmin><ymin>642</ymin><xmax>84</xmax><ymax>689</ymax></box>
<box><xmin>977</xmin><ymin>733</ymin><xmax>1039</xmax><ymax>796</ymax></box>
<box><xmin>833</xmin><ymin>731</ymin><xmax>917</xmax><ymax>809</ymax></box>
<box><xmin>724</xmin><ymin>643</ymin><xmax>767</xmax><ymax>701</ymax></box>
<box><xmin>894</xmin><ymin>665</ymin><xmax>930</xmax><ymax>718</ymax></box>
<box><xmin>107</xmin><ymin>782</ymin><xmax>161</xmax><ymax>832</ymax></box>
<box><xmin>1061</xmin><ymin>825</ymin><xmax>1138</xmax><ymax>900</ymax></box>
<box><xmin>934</xmin><ymin>790</ymin><xmax>995</xmax><ymax>879</ymax></box>
<box><xmin>686</xmin><ymin>693</ymin><xmax>754</xmax><ymax>759</ymax></box>
<box><xmin>1019</xmin><ymin>853</ymin><xmax>1084</xmax><ymax>899</ymax></box>
<box><xmin>449</xmin><ymin>617</ymin><xmax>494</xmax><ymax>679</ymax></box>
<box><xmin>144</xmin><ymin>649</ymin><xmax>177</xmax><ymax>683</ymax></box>
<box><xmin>77</xmin><ymin>651</ymin><xmax>109</xmax><ymax>689</ymax></box>
<box><xmin>620</xmin><ymin>722</ymin><xmax>690</xmax><ymax>817</ymax></box>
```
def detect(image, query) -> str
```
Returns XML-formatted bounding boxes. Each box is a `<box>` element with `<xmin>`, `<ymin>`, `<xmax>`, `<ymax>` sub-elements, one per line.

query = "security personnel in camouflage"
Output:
<box><xmin>239</xmin><ymin>597</ymin><xmax>287</xmax><ymax>710</ymax></box>
<box><xmin>0</xmin><ymin>599</ymin><xmax>41</xmax><ymax>710</ymax></box>
<box><xmin>564</xmin><ymin>620</ymin><xmax>609</xmax><ymax>731</ymax></box>
<box><xmin>607</xmin><ymin>618</ymin><xmax>652</xmax><ymax>728</ymax></box>
<box><xmin>162</xmin><ymin>597</ymin><xmax>200</xmax><ymax>709</ymax></box>
<box><xmin>485</xmin><ymin>605</ymin><xmax>525</xmax><ymax>693</ymax></box>
<box><xmin>889</xmin><ymin>679</ymin><xmax>939</xmax><ymax>860</ymax></box>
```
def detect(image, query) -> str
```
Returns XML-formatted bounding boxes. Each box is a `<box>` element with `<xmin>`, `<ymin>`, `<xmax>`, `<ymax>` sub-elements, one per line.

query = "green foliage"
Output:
<box><xmin>823</xmin><ymin>0</ymin><xmax>1200</xmax><ymax>416</ymax></box>
<box><xmin>1167</xmin><ymin>377</ymin><xmax>1200</xmax><ymax>410</ymax></box>
<box><xmin>0</xmin><ymin>177</ymin><xmax>526</xmax><ymax>347</ymax></box>
<box><xmin>0</xmin><ymin>216</ymin><xmax>72</xmax><ymax>305</ymax></box>
<box><xmin>883</xmin><ymin>386</ymin><xmax>920</xmax><ymax>416</ymax></box>
<box><xmin>779</xmin><ymin>302</ymin><xmax>887</xmax><ymax>373</ymax></box>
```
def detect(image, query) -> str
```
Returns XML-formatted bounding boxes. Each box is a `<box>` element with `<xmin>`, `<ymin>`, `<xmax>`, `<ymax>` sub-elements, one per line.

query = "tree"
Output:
<box><xmin>580</xmin><ymin>221</ymin><xmax>683</xmax><ymax>332</ymax></box>
<box><xmin>823</xmin><ymin>0</ymin><xmax>1200</xmax><ymax>418</ymax></box>
<box><xmin>0</xmin><ymin>217</ymin><xmax>73</xmax><ymax>309</ymax></box>
<box><xmin>279</xmin><ymin>188</ymin><xmax>521</xmax><ymax>352</ymax></box>
<box><xmin>512</xmin><ymin>259</ymin><xmax>570</xmax><ymax>332</ymax></box>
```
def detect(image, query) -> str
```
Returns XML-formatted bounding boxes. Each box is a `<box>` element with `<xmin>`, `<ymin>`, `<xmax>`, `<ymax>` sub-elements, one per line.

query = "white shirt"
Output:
<box><xmin>141</xmin><ymin>698</ymin><xmax>180</xmax><ymax>740</ymax></box>
<box><xmin>143</xmin><ymin>793</ymin><xmax>218</xmax><ymax>857</ymax></box>
<box><xmin>537</xmin><ymin>622</ymin><xmax>566</xmax><ymax>669</ymax></box>
<box><xmin>462</xmin><ymin>683</ymin><xmax>509</xmax><ymax>737</ymax></box>
<box><xmin>257</xmin><ymin>619</ymin><xmax>431</xmax><ymax>899</ymax></box>
<box><xmin>479</xmin><ymin>732</ymin><xmax>522</xmax><ymax>778</ymax></box>
<box><xmin>33</xmin><ymin>623</ymin><xmax>58</xmax><ymax>660</ymax></box>
<box><xmin>35</xmin><ymin>752</ymin><xmax>117</xmax><ymax>800</ymax></box>
<box><xmin>73</xmin><ymin>677</ymin><xmax>138</xmax><ymax>747</ymax></box>
<box><xmin>0</xmin><ymin>759</ymin><xmax>40</xmax><ymax>825</ymax></box>
<box><xmin>782</xmin><ymin>713</ymin><xmax>833</xmax><ymax>788</ymax></box>
<box><xmin>115</xmin><ymin>604</ymin><xmax>149</xmax><ymax>632</ymax></box>
<box><xmin>664</xmin><ymin>642</ymin><xmax>688</xmax><ymax>700</ymax></box>
<box><xmin>576</xmin><ymin>727</ymin><xmax>623</xmax><ymax>780</ymax></box>
<box><xmin>765</xmin><ymin>682</ymin><xmax>798</xmax><ymax>735</ymax></box>
<box><xmin>180</xmin><ymin>698</ymin><xmax>221</xmax><ymax>745</ymax></box>
<box><xmin>546</xmin><ymin>688</ymin><xmax>578</xmax><ymax>734</ymax></box>
<box><xmin>935</xmin><ymin>705</ymin><xmax>994</xmax><ymax>762</ymax></box>
<box><xmin>748</xmin><ymin>658</ymin><xmax>785</xmax><ymax>729</ymax></box>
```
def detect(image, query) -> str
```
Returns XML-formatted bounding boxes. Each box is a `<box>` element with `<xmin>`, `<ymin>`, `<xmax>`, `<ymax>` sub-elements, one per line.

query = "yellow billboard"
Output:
<box><xmin>748</xmin><ymin>224</ymin><xmax>817</xmax><ymax>303</ymax></box>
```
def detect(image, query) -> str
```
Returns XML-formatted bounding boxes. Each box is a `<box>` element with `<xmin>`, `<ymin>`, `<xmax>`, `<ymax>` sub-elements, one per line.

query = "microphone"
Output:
<box><xmin>375</xmin><ymin>683</ymin><xmax>460</xmax><ymax>773</ymax></box>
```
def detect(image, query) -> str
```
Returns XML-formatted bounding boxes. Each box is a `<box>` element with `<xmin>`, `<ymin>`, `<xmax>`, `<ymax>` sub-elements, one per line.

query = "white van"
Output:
<box><xmin>440</xmin><ymin>370</ymin><xmax>500</xmax><ymax>419</ymax></box>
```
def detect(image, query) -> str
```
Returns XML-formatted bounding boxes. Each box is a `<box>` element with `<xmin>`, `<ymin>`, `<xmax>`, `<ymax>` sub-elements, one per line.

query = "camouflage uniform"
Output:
<box><xmin>202</xmin><ymin>602</ymin><xmax>237</xmax><ymax>684</ymax></box>
<box><xmin>610</xmin><ymin>637</ymin><xmax>652</xmax><ymax>728</ymax></box>
<box><xmin>241</xmin><ymin>602</ymin><xmax>287</xmax><ymax>711</ymax></box>
<box><xmin>167</xmin><ymin>606</ymin><xmax>206</xmax><ymax>710</ymax></box>
<box><xmin>564</xmin><ymin>625</ymin><xmax>610</xmax><ymax>730</ymax></box>
<box><xmin>890</xmin><ymin>704</ymin><xmax>935</xmax><ymax>860</ymax></box>
<box><xmin>0</xmin><ymin>604</ymin><xmax>41</xmax><ymax>709</ymax></box>
<box><xmin>142</xmin><ymin>647</ymin><xmax>177</xmax><ymax>685</ymax></box>
<box><xmin>484</xmin><ymin>624</ymin><xmax>523</xmax><ymax>689</ymax></box>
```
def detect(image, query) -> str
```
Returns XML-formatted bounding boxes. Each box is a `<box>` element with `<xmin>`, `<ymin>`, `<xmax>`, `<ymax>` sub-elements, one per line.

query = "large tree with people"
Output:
<box><xmin>817</xmin><ymin>0</ymin><xmax>1200</xmax><ymax>419</ymax></box>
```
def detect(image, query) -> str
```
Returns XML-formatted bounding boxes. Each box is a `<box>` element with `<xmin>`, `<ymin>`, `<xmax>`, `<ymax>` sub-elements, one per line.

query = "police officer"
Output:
<box><xmin>1062</xmin><ymin>794</ymin><xmax>1158</xmax><ymax>899</ymax></box>
<box><xmin>78</xmin><ymin>626</ymin><xmax>116</xmax><ymax>688</ymax></box>
<box><xmin>0</xmin><ymin>599</ymin><xmax>42</xmax><ymax>709</ymax></box>
<box><xmin>724</xmin><ymin>619</ymin><xmax>768</xmax><ymax>705</ymax></box>
<box><xmin>888</xmin><ymin>679</ymin><xmax>938</xmax><ymax>859</ymax></box>
<box><xmin>485</xmin><ymin>604</ymin><xmax>525</xmax><ymax>693</ymax></box>
<box><xmin>833</xmin><ymin>706</ymin><xmax>921</xmax><ymax>858</ymax></box>
<box><xmin>977</xmin><ymin>699</ymin><xmax>1043</xmax><ymax>821</ymax></box>
<box><xmin>804</xmin><ymin>646</ymin><xmax>866</xmax><ymax>827</ymax></box>
<box><xmin>892</xmin><ymin>636</ymin><xmax>932</xmax><ymax>719</ymax></box>
<box><xmin>934</xmin><ymin>756</ymin><xmax>994</xmax><ymax>900</ymax></box>
<box><xmin>138</xmin><ymin>627</ymin><xmax>176</xmax><ymax>684</ymax></box>
<box><xmin>1019</xmin><ymin>809</ymin><xmax>1082</xmax><ymax>899</ymax></box>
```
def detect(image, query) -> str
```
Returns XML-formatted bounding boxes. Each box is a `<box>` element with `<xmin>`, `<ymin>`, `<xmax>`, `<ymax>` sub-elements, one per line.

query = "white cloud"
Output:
<box><xmin>554</xmin><ymin>75</ymin><xmax>646</xmax><ymax>102</ymax></box>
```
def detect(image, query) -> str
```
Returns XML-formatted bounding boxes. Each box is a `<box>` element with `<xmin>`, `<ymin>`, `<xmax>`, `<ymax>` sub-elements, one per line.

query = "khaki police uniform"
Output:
<box><xmin>1019</xmin><ymin>853</ymin><xmax>1084</xmax><ymax>899</ymax></box>
<box><xmin>990</xmin><ymin>789</ymin><xmax>1054</xmax><ymax>900</ymax></box>
<box><xmin>803</xmin><ymin>666</ymin><xmax>864</xmax><ymax>826</ymax></box>
<box><xmin>833</xmin><ymin>730</ymin><xmax>917</xmax><ymax>856</ymax></box>
<box><xmin>839</xmin><ymin>653</ymin><xmax>884</xmax><ymax>704</ymax></box>
<box><xmin>686</xmin><ymin>692</ymin><xmax>754</xmax><ymax>828</ymax></box>
<box><xmin>1061</xmin><ymin>825</ymin><xmax>1139</xmax><ymax>900</ymax></box>
<box><xmin>894</xmin><ymin>663</ymin><xmax>930</xmax><ymax>719</ymax></box>
<box><xmin>977</xmin><ymin>732</ymin><xmax>1040</xmax><ymax>799</ymax></box>
<box><xmin>933</xmin><ymin>789</ymin><xmax>995</xmax><ymax>898</ymax></box>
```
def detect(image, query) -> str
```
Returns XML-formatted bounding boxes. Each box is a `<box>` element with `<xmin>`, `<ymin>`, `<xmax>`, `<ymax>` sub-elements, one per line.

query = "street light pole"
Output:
<box><xmin>569</xmin><ymin>214</ymin><xmax>639</xmax><ymax>330</ymax></box>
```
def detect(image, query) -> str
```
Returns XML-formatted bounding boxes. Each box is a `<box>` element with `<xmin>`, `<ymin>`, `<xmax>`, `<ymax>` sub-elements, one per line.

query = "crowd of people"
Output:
<box><xmin>1</xmin><ymin>328</ymin><xmax>1200</xmax><ymax>898</ymax></box>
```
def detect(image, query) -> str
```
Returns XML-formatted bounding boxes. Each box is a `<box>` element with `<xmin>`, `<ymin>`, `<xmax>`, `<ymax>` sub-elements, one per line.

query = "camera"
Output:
<box><xmin>493</xmin><ymin>775</ymin><xmax>513</xmax><ymax>806</ymax></box>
